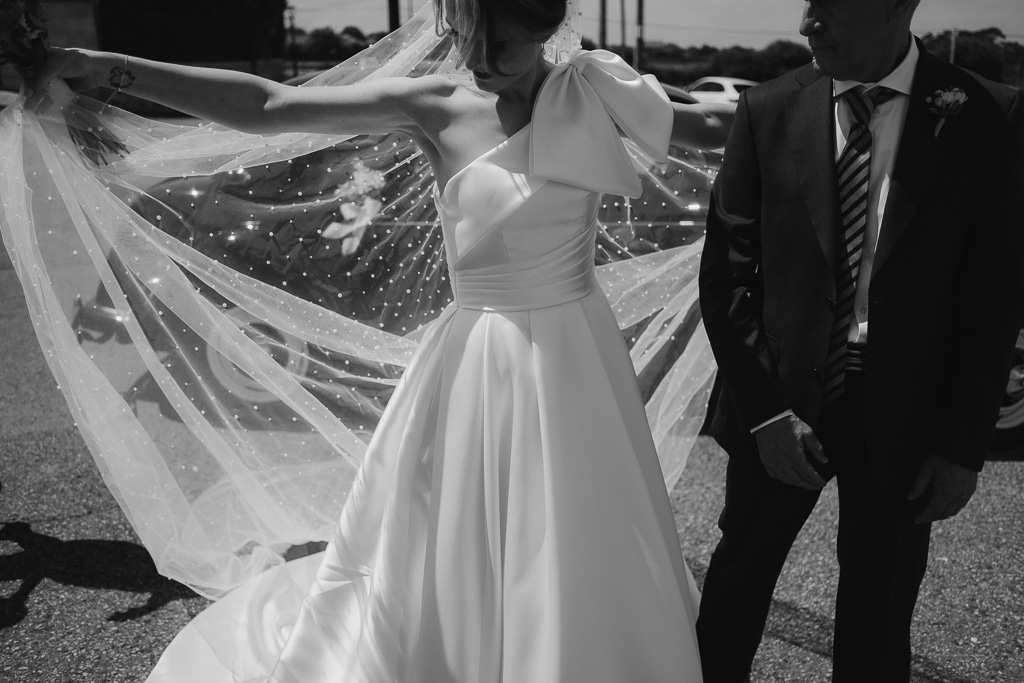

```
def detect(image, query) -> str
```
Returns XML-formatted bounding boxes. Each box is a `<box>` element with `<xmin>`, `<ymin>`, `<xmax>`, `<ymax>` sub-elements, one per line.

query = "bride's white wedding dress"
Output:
<box><xmin>146</xmin><ymin>50</ymin><xmax>703</xmax><ymax>682</ymax></box>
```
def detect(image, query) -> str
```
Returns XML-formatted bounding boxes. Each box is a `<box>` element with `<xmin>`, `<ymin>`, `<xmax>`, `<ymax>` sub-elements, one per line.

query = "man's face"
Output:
<box><xmin>799</xmin><ymin>0</ymin><xmax>911</xmax><ymax>82</ymax></box>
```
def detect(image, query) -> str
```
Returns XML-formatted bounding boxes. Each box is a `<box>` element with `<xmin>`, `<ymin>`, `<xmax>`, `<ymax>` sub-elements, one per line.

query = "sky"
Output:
<box><xmin>291</xmin><ymin>0</ymin><xmax>1024</xmax><ymax>49</ymax></box>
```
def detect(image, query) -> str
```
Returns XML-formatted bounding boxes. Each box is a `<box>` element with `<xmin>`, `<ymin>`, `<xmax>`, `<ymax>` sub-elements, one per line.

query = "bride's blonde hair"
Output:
<box><xmin>435</xmin><ymin>0</ymin><xmax>567</xmax><ymax>74</ymax></box>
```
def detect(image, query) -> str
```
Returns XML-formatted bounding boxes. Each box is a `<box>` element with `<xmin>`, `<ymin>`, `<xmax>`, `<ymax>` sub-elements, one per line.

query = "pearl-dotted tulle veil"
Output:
<box><xmin>0</xmin><ymin>1</ymin><xmax>716</xmax><ymax>599</ymax></box>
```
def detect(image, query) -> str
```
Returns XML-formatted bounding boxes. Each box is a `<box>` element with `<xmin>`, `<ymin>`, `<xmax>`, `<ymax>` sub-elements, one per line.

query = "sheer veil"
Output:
<box><xmin>0</xmin><ymin>1</ymin><xmax>717</xmax><ymax>598</ymax></box>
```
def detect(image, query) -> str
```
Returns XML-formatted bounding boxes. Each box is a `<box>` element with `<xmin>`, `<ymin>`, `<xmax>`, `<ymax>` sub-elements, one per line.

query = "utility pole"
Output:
<box><xmin>599</xmin><ymin>0</ymin><xmax>607</xmax><ymax>49</ymax></box>
<box><xmin>388</xmin><ymin>0</ymin><xmax>401</xmax><ymax>33</ymax></box>
<box><xmin>634</xmin><ymin>0</ymin><xmax>644</xmax><ymax>70</ymax></box>
<box><xmin>245</xmin><ymin>0</ymin><xmax>258</xmax><ymax>76</ymax></box>
<box><xmin>286</xmin><ymin>5</ymin><xmax>297</xmax><ymax>78</ymax></box>
<box><xmin>949</xmin><ymin>27</ymin><xmax>959</xmax><ymax>64</ymax></box>
<box><xmin>619</xmin><ymin>0</ymin><xmax>626</xmax><ymax>51</ymax></box>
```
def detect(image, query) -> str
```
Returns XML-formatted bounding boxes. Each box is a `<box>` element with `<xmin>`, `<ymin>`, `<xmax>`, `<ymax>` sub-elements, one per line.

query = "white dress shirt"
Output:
<box><xmin>750</xmin><ymin>37</ymin><xmax>918</xmax><ymax>434</ymax></box>
<box><xmin>833</xmin><ymin>37</ymin><xmax>918</xmax><ymax>345</ymax></box>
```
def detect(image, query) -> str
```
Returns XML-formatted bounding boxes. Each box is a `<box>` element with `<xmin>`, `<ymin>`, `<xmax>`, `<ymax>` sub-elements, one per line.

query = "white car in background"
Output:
<box><xmin>684</xmin><ymin>76</ymin><xmax>759</xmax><ymax>103</ymax></box>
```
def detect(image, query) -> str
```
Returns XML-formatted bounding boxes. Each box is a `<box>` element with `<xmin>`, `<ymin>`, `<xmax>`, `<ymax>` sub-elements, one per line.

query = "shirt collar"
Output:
<box><xmin>833</xmin><ymin>35</ymin><xmax>918</xmax><ymax>99</ymax></box>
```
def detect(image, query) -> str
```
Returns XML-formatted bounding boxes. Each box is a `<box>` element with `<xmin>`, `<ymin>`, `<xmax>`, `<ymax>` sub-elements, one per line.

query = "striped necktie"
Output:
<box><xmin>823</xmin><ymin>86</ymin><xmax>896</xmax><ymax>404</ymax></box>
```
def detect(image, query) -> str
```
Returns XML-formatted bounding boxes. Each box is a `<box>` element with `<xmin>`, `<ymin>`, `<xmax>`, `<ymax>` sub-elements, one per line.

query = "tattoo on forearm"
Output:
<box><xmin>108</xmin><ymin>65</ymin><xmax>135</xmax><ymax>91</ymax></box>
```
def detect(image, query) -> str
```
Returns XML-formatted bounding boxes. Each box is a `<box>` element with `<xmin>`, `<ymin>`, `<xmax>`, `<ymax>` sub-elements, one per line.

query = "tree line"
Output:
<box><xmin>289</xmin><ymin>25</ymin><xmax>1024</xmax><ymax>89</ymax></box>
<box><xmin>633</xmin><ymin>27</ymin><xmax>1024</xmax><ymax>89</ymax></box>
<box><xmin>287</xmin><ymin>26</ymin><xmax>379</xmax><ymax>64</ymax></box>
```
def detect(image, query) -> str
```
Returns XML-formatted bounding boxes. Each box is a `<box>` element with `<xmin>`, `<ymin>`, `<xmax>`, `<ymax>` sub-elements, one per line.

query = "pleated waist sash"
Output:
<box><xmin>451</xmin><ymin>229</ymin><xmax>598</xmax><ymax>312</ymax></box>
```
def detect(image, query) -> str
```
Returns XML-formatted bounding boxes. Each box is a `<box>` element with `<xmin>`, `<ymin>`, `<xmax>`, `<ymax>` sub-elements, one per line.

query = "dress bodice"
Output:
<box><xmin>434</xmin><ymin>127</ymin><xmax>601</xmax><ymax>311</ymax></box>
<box><xmin>432</xmin><ymin>49</ymin><xmax>674</xmax><ymax>312</ymax></box>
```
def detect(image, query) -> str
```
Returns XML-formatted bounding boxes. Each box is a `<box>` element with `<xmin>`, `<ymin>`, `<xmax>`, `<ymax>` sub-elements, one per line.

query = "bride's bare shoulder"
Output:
<box><xmin>402</xmin><ymin>74</ymin><xmax>478</xmax><ymax>110</ymax></box>
<box><xmin>401</xmin><ymin>74</ymin><xmax>487</xmax><ymax>138</ymax></box>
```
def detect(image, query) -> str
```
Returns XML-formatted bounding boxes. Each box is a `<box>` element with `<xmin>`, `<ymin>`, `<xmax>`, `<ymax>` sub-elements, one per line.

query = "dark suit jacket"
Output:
<box><xmin>699</xmin><ymin>40</ymin><xmax>1024</xmax><ymax>483</ymax></box>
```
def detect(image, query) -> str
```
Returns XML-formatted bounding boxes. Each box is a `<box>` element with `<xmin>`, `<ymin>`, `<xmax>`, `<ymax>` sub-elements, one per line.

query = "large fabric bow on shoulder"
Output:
<box><xmin>530</xmin><ymin>49</ymin><xmax>673</xmax><ymax>198</ymax></box>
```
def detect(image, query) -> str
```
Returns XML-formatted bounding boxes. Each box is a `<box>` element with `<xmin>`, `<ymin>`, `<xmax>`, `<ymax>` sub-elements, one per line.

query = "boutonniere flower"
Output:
<box><xmin>926</xmin><ymin>87</ymin><xmax>968</xmax><ymax>137</ymax></box>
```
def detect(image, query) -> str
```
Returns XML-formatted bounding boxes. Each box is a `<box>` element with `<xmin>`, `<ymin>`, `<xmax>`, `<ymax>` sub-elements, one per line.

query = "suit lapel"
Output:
<box><xmin>872</xmin><ymin>46</ymin><xmax>948</xmax><ymax>279</ymax></box>
<box><xmin>787</xmin><ymin>69</ymin><xmax>839</xmax><ymax>274</ymax></box>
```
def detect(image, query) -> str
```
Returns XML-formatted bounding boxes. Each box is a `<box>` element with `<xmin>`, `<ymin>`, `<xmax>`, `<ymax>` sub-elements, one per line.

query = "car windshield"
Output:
<box><xmin>734</xmin><ymin>83</ymin><xmax>754</xmax><ymax>93</ymax></box>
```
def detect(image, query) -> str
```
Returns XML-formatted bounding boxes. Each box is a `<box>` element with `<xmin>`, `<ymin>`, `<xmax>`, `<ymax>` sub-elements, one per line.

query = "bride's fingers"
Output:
<box><xmin>13</xmin><ymin>62</ymin><xmax>33</xmax><ymax>83</ymax></box>
<box><xmin>28</xmin><ymin>48</ymin><xmax>80</xmax><ymax>91</ymax></box>
<box><xmin>24</xmin><ymin>51</ymin><xmax>89</xmax><ymax>109</ymax></box>
<box><xmin>25</xmin><ymin>66</ymin><xmax>56</xmax><ymax>98</ymax></box>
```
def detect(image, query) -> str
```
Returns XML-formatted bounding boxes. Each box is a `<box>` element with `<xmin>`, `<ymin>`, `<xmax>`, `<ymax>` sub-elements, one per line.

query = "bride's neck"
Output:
<box><xmin>496</xmin><ymin>54</ymin><xmax>552</xmax><ymax>108</ymax></box>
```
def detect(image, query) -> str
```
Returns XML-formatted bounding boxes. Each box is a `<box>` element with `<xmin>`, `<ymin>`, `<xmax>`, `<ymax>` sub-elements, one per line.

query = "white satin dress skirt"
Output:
<box><xmin>148</xmin><ymin>50</ymin><xmax>704</xmax><ymax>683</ymax></box>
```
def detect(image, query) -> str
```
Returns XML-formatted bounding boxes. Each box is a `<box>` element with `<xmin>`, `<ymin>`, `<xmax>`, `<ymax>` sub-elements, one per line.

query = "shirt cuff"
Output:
<box><xmin>749</xmin><ymin>409</ymin><xmax>794</xmax><ymax>434</ymax></box>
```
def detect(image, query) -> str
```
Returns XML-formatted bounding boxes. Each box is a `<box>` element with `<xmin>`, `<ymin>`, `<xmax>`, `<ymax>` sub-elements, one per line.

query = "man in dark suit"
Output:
<box><xmin>695</xmin><ymin>1</ymin><xmax>1024</xmax><ymax>681</ymax></box>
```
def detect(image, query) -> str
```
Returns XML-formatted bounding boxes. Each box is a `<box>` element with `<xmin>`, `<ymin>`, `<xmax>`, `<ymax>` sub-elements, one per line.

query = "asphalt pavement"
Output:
<box><xmin>1</xmin><ymin>253</ymin><xmax>1022</xmax><ymax>682</ymax></box>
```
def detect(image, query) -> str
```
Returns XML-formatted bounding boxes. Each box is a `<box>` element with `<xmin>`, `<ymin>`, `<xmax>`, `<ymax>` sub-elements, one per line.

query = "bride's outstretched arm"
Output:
<box><xmin>670</xmin><ymin>101</ymin><xmax>735</xmax><ymax>150</ymax></box>
<box><xmin>27</xmin><ymin>48</ymin><xmax>448</xmax><ymax>137</ymax></box>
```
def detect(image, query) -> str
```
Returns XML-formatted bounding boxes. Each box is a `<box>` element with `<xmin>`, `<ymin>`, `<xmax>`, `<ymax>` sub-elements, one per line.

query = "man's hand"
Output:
<box><xmin>754</xmin><ymin>414</ymin><xmax>829</xmax><ymax>490</ymax></box>
<box><xmin>907</xmin><ymin>455</ymin><xmax>978</xmax><ymax>524</ymax></box>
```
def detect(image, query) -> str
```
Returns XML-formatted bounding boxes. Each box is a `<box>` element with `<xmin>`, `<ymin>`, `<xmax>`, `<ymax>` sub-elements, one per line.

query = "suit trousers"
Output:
<box><xmin>696</xmin><ymin>368</ymin><xmax>932</xmax><ymax>682</ymax></box>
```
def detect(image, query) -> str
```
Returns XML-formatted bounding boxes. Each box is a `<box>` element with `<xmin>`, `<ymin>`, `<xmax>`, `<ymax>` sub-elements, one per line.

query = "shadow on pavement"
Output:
<box><xmin>0</xmin><ymin>521</ymin><xmax>196</xmax><ymax>628</ymax></box>
<box><xmin>689</xmin><ymin>559</ymin><xmax>975</xmax><ymax>683</ymax></box>
<box><xmin>765</xmin><ymin>597</ymin><xmax>974</xmax><ymax>683</ymax></box>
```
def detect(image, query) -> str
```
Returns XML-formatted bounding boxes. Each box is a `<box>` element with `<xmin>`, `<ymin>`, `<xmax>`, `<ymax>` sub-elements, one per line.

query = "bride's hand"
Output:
<box><xmin>670</xmin><ymin>101</ymin><xmax>736</xmax><ymax>150</ymax></box>
<box><xmin>27</xmin><ymin>47</ymin><xmax>99</xmax><ymax>103</ymax></box>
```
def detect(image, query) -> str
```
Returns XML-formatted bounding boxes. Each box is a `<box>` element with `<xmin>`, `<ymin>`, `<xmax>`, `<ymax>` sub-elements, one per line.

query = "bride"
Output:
<box><xmin>19</xmin><ymin>0</ymin><xmax>732</xmax><ymax>679</ymax></box>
